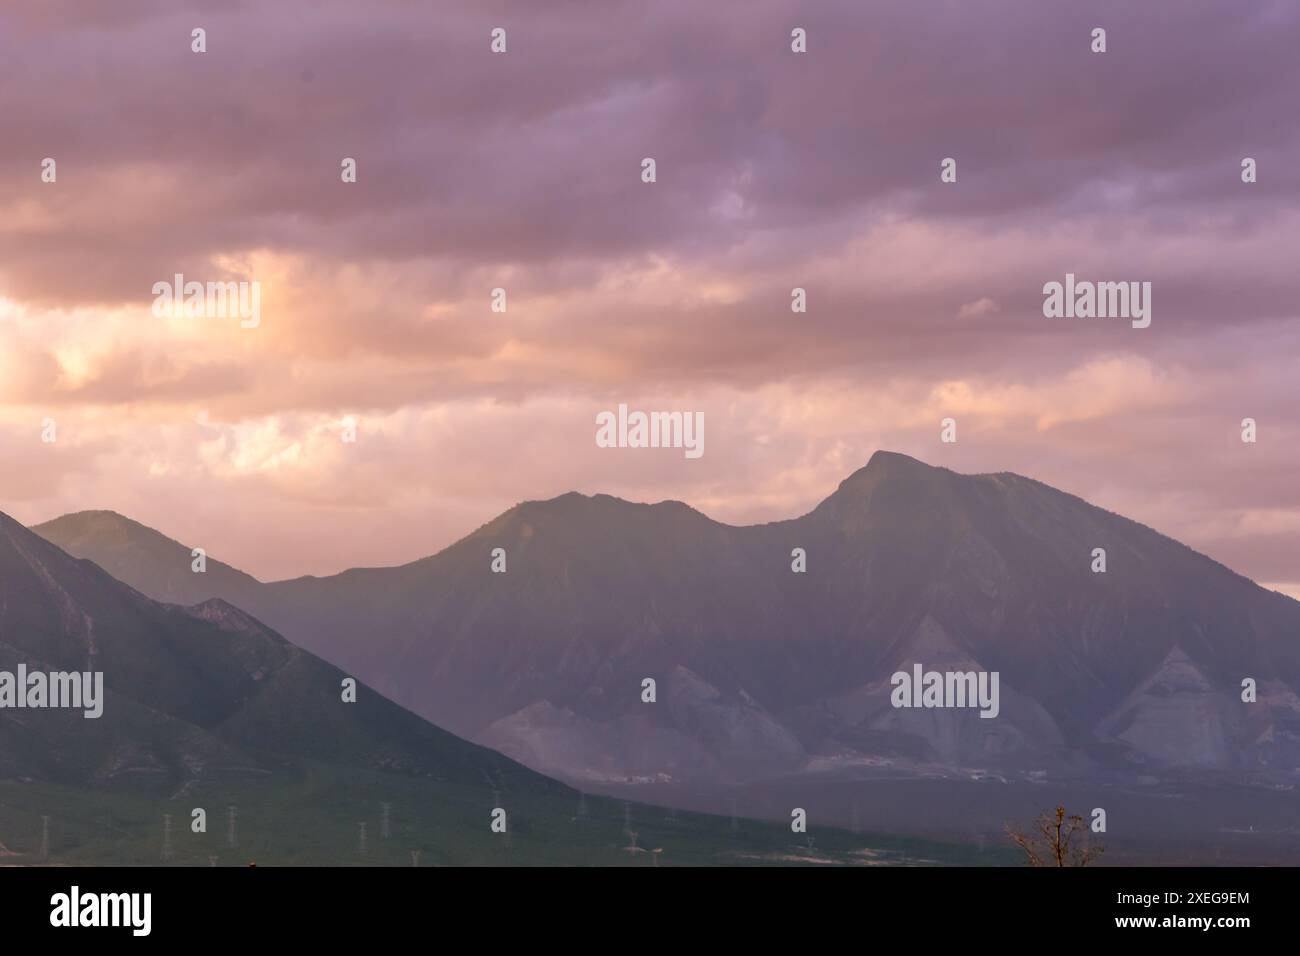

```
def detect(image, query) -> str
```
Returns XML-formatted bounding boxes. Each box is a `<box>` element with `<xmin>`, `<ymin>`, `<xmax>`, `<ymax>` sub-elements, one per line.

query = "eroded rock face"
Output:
<box><xmin>1100</xmin><ymin>648</ymin><xmax>1236</xmax><ymax>767</ymax></box>
<box><xmin>478</xmin><ymin>667</ymin><xmax>806</xmax><ymax>785</ymax></box>
<box><xmin>1098</xmin><ymin>649</ymin><xmax>1300</xmax><ymax>771</ymax></box>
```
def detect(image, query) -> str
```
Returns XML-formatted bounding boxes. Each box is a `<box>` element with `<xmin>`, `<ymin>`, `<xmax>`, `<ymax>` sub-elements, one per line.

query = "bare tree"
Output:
<box><xmin>1005</xmin><ymin>805</ymin><xmax>1104</xmax><ymax>867</ymax></box>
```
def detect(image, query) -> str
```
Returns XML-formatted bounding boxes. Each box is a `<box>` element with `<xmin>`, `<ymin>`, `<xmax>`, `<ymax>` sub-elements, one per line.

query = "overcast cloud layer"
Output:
<box><xmin>0</xmin><ymin>0</ymin><xmax>1297</xmax><ymax>592</ymax></box>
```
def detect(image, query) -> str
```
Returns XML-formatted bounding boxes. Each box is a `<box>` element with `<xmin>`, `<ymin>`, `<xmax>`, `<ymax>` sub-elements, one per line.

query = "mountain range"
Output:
<box><xmin>0</xmin><ymin>504</ymin><xmax>979</xmax><ymax>865</ymax></box>
<box><xmin>33</xmin><ymin>451</ymin><xmax>1300</xmax><ymax>794</ymax></box>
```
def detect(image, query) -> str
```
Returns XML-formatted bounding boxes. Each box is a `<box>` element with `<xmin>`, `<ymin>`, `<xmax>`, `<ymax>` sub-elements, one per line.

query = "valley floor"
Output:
<box><xmin>0</xmin><ymin>763</ymin><xmax>1006</xmax><ymax>867</ymax></box>
<box><xmin>577</xmin><ymin>770</ymin><xmax>1300</xmax><ymax>866</ymax></box>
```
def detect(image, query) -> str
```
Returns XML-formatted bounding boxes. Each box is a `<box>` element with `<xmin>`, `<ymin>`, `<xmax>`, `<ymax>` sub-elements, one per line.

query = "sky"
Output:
<box><xmin>0</xmin><ymin>0</ymin><xmax>1297</xmax><ymax>593</ymax></box>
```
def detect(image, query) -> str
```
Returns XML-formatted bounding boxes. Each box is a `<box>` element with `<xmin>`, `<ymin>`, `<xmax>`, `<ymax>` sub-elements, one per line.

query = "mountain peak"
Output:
<box><xmin>512</xmin><ymin>490</ymin><xmax>708</xmax><ymax>522</ymax></box>
<box><xmin>34</xmin><ymin>509</ymin><xmax>164</xmax><ymax>545</ymax></box>
<box><xmin>864</xmin><ymin>449</ymin><xmax>932</xmax><ymax>473</ymax></box>
<box><xmin>33</xmin><ymin>509</ymin><xmax>264</xmax><ymax>604</ymax></box>
<box><xmin>827</xmin><ymin>450</ymin><xmax>943</xmax><ymax>499</ymax></box>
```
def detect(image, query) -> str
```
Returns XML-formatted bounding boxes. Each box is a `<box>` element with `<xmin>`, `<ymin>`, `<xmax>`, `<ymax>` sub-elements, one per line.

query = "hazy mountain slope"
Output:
<box><xmin>0</xmin><ymin>510</ymin><xmax>547</xmax><ymax>794</ymax></box>
<box><xmin>33</xmin><ymin>452</ymin><xmax>1300</xmax><ymax>787</ymax></box>
<box><xmin>33</xmin><ymin>510</ymin><xmax>263</xmax><ymax>609</ymax></box>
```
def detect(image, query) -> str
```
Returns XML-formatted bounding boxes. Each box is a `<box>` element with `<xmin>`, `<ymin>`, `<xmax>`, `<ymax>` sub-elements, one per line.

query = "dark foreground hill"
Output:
<box><xmin>0</xmin><ymin>509</ymin><xmax>542</xmax><ymax>791</ymax></box>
